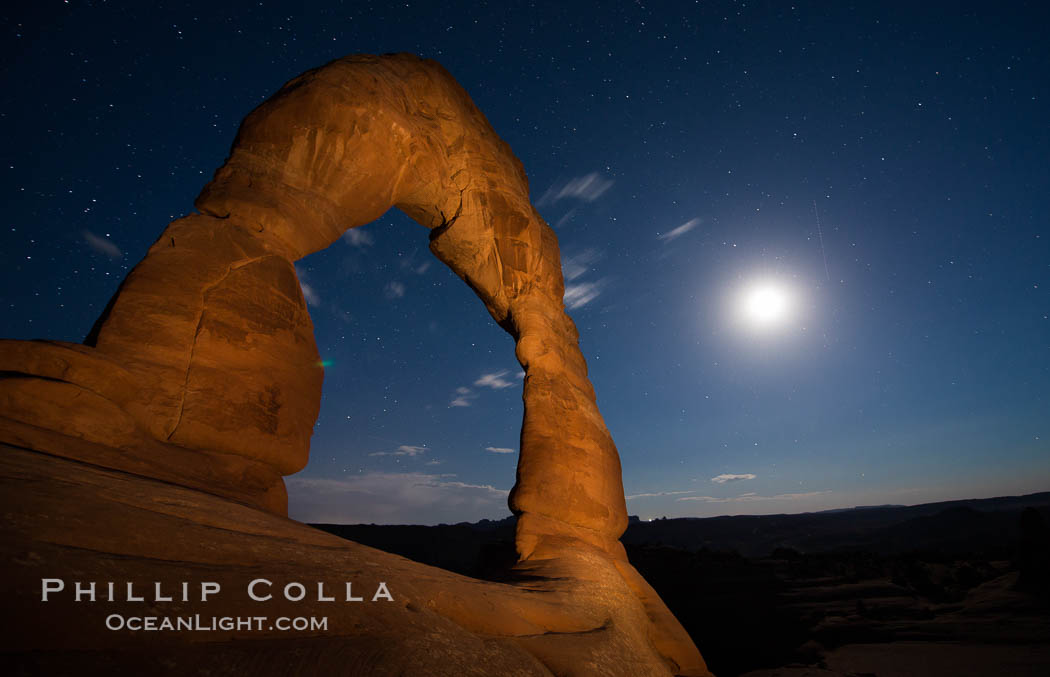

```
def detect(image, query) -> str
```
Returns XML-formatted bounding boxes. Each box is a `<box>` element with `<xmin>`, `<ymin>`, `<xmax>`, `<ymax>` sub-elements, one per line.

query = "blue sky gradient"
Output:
<box><xmin>3</xmin><ymin>1</ymin><xmax>1047</xmax><ymax>523</ymax></box>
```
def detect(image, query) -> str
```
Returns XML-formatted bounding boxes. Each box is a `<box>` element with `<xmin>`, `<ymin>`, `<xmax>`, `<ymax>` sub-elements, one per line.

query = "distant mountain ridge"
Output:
<box><xmin>621</xmin><ymin>491</ymin><xmax>1050</xmax><ymax>557</ymax></box>
<box><xmin>313</xmin><ymin>491</ymin><xmax>1050</xmax><ymax>568</ymax></box>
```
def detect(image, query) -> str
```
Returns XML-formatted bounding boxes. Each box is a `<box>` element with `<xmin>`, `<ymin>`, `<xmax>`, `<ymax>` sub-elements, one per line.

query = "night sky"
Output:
<box><xmin>3</xmin><ymin>2</ymin><xmax>1047</xmax><ymax>524</ymax></box>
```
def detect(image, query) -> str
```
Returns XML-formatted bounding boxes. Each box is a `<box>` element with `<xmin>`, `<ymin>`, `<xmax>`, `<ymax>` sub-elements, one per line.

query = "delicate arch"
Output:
<box><xmin>0</xmin><ymin>54</ymin><xmax>708</xmax><ymax>675</ymax></box>
<box><xmin>82</xmin><ymin>54</ymin><xmax>626</xmax><ymax>559</ymax></box>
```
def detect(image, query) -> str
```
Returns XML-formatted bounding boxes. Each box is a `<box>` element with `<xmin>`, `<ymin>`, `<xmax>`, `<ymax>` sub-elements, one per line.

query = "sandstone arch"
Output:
<box><xmin>0</xmin><ymin>54</ymin><xmax>710</xmax><ymax>676</ymax></box>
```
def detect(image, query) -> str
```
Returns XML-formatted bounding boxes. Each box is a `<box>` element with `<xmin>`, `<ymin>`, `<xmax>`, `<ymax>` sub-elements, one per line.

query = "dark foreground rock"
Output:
<box><xmin>2</xmin><ymin>444</ymin><xmax>690</xmax><ymax>676</ymax></box>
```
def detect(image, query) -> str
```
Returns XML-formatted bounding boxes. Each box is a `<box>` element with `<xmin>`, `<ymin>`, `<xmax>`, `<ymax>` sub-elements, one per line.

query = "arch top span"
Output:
<box><xmin>195</xmin><ymin>54</ymin><xmax>531</xmax><ymax>259</ymax></box>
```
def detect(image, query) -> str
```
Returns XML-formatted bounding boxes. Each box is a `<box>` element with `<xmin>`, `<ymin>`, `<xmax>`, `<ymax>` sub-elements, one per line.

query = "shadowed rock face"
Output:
<box><xmin>0</xmin><ymin>54</ymin><xmax>710</xmax><ymax>676</ymax></box>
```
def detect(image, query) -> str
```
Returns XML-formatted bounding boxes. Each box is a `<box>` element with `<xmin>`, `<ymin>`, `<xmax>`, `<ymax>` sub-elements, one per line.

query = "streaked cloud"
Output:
<box><xmin>564</xmin><ymin>280</ymin><xmax>606</xmax><ymax>309</ymax></box>
<box><xmin>369</xmin><ymin>444</ymin><xmax>427</xmax><ymax>457</ymax></box>
<box><xmin>475</xmin><ymin>371</ymin><xmax>514</xmax><ymax>389</ymax></box>
<box><xmin>562</xmin><ymin>248</ymin><xmax>602</xmax><ymax>281</ymax></box>
<box><xmin>658</xmin><ymin>217</ymin><xmax>700</xmax><ymax>242</ymax></box>
<box><xmin>449</xmin><ymin>386</ymin><xmax>476</xmax><ymax>407</ymax></box>
<box><xmin>451</xmin><ymin>370</ymin><xmax>520</xmax><ymax>407</ymax></box>
<box><xmin>295</xmin><ymin>265</ymin><xmax>321</xmax><ymax>307</ymax></box>
<box><xmin>400</xmin><ymin>256</ymin><xmax>431</xmax><ymax>275</ymax></box>
<box><xmin>287</xmin><ymin>472</ymin><xmax>510</xmax><ymax>524</ymax></box>
<box><xmin>678</xmin><ymin>490</ymin><xmax>831</xmax><ymax>503</ymax></box>
<box><xmin>537</xmin><ymin>172</ymin><xmax>614</xmax><ymax>206</ymax></box>
<box><xmin>710</xmin><ymin>473</ymin><xmax>757</xmax><ymax>484</ymax></box>
<box><xmin>83</xmin><ymin>231</ymin><xmax>122</xmax><ymax>258</ymax></box>
<box><xmin>627</xmin><ymin>490</ymin><xmax>696</xmax><ymax>500</ymax></box>
<box><xmin>343</xmin><ymin>228</ymin><xmax>374</xmax><ymax>247</ymax></box>
<box><xmin>560</xmin><ymin>247</ymin><xmax>608</xmax><ymax>310</ymax></box>
<box><xmin>485</xmin><ymin>447</ymin><xmax>516</xmax><ymax>454</ymax></box>
<box><xmin>300</xmin><ymin>282</ymin><xmax>320</xmax><ymax>306</ymax></box>
<box><xmin>553</xmin><ymin>208</ymin><xmax>578</xmax><ymax>229</ymax></box>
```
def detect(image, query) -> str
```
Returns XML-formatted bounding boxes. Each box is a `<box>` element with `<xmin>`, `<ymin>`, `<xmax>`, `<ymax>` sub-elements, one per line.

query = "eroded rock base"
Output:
<box><xmin>1</xmin><ymin>444</ymin><xmax>710</xmax><ymax>676</ymax></box>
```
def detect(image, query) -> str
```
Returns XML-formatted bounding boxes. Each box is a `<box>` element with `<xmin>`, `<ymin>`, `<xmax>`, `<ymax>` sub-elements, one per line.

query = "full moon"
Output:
<box><xmin>740</xmin><ymin>282</ymin><xmax>792</xmax><ymax>328</ymax></box>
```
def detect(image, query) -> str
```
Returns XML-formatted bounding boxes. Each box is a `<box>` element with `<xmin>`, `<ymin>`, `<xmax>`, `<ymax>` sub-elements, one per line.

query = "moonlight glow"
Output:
<box><xmin>740</xmin><ymin>282</ymin><xmax>793</xmax><ymax>328</ymax></box>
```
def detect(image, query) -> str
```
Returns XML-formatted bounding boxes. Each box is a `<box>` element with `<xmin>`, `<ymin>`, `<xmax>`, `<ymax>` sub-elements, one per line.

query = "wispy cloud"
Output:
<box><xmin>627</xmin><ymin>490</ymin><xmax>696</xmax><ymax>500</ymax></box>
<box><xmin>537</xmin><ymin>172</ymin><xmax>614</xmax><ymax>206</ymax></box>
<box><xmin>658</xmin><ymin>217</ymin><xmax>700</xmax><ymax>242</ymax></box>
<box><xmin>485</xmin><ymin>447</ymin><xmax>516</xmax><ymax>454</ymax></box>
<box><xmin>561</xmin><ymin>248</ymin><xmax>608</xmax><ymax>310</ymax></box>
<box><xmin>300</xmin><ymin>282</ymin><xmax>320</xmax><ymax>306</ymax></box>
<box><xmin>369</xmin><ymin>444</ymin><xmax>427</xmax><ymax>457</ymax></box>
<box><xmin>564</xmin><ymin>280</ymin><xmax>607</xmax><ymax>309</ymax></box>
<box><xmin>343</xmin><ymin>228</ymin><xmax>374</xmax><ymax>247</ymax></box>
<box><xmin>287</xmin><ymin>472</ymin><xmax>510</xmax><ymax>525</ymax></box>
<box><xmin>384</xmin><ymin>281</ymin><xmax>405</xmax><ymax>299</ymax></box>
<box><xmin>711</xmin><ymin>473</ymin><xmax>757</xmax><ymax>484</ymax></box>
<box><xmin>449</xmin><ymin>386</ymin><xmax>476</xmax><ymax>407</ymax></box>
<box><xmin>295</xmin><ymin>266</ymin><xmax>321</xmax><ymax>307</ymax></box>
<box><xmin>475</xmin><ymin>371</ymin><xmax>515</xmax><ymax>389</ymax></box>
<box><xmin>553</xmin><ymin>208</ymin><xmax>578</xmax><ymax>229</ymax></box>
<box><xmin>562</xmin><ymin>248</ymin><xmax>602</xmax><ymax>281</ymax></box>
<box><xmin>400</xmin><ymin>255</ymin><xmax>431</xmax><ymax>275</ymax></box>
<box><xmin>83</xmin><ymin>231</ymin><xmax>122</xmax><ymax>258</ymax></box>
<box><xmin>678</xmin><ymin>490</ymin><xmax>831</xmax><ymax>503</ymax></box>
<box><xmin>450</xmin><ymin>370</ymin><xmax>520</xmax><ymax>407</ymax></box>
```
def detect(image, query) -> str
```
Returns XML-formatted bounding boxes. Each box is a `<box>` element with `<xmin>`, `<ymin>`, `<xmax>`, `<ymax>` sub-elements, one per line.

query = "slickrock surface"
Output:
<box><xmin>0</xmin><ymin>54</ymin><xmax>710</xmax><ymax>676</ymax></box>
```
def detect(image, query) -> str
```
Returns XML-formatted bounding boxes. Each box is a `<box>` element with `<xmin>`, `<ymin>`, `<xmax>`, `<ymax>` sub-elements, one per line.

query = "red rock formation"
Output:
<box><xmin>0</xmin><ymin>54</ymin><xmax>710</xmax><ymax>676</ymax></box>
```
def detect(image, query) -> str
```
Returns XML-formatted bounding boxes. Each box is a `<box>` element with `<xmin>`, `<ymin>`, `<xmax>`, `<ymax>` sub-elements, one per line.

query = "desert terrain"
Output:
<box><xmin>317</xmin><ymin>492</ymin><xmax>1050</xmax><ymax>676</ymax></box>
